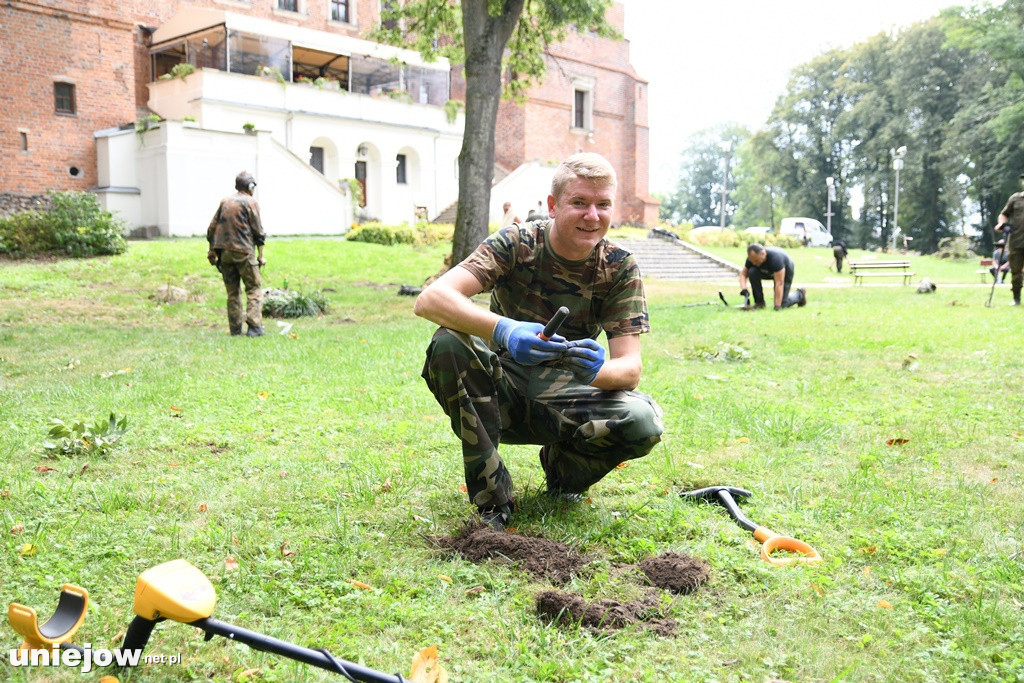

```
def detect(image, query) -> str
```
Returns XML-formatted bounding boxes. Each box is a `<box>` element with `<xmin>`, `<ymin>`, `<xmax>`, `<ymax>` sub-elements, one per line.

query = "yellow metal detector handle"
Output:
<box><xmin>8</xmin><ymin>583</ymin><xmax>89</xmax><ymax>651</ymax></box>
<box><xmin>754</xmin><ymin>527</ymin><xmax>822</xmax><ymax>566</ymax></box>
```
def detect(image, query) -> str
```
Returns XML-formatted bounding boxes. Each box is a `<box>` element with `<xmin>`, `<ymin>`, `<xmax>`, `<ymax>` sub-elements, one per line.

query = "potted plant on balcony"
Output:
<box><xmin>242</xmin><ymin>122</ymin><xmax>256</xmax><ymax>135</ymax></box>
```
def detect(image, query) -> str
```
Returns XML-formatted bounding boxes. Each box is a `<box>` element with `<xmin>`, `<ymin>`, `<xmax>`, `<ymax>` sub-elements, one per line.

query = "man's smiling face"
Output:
<box><xmin>547</xmin><ymin>177</ymin><xmax>615</xmax><ymax>261</ymax></box>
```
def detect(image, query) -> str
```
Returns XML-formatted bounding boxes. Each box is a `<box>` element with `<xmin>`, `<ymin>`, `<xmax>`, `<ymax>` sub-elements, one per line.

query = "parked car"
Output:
<box><xmin>742</xmin><ymin>226</ymin><xmax>773</xmax><ymax>236</ymax></box>
<box><xmin>779</xmin><ymin>217</ymin><xmax>832</xmax><ymax>247</ymax></box>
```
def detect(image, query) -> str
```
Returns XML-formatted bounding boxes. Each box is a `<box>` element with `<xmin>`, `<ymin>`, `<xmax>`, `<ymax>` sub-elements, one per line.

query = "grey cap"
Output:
<box><xmin>235</xmin><ymin>171</ymin><xmax>257</xmax><ymax>191</ymax></box>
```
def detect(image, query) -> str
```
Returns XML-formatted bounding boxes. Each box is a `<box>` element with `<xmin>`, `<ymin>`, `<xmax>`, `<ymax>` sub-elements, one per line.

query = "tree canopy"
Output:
<box><xmin>373</xmin><ymin>0</ymin><xmax>616</xmax><ymax>263</ymax></box>
<box><xmin>663</xmin><ymin>0</ymin><xmax>1024</xmax><ymax>254</ymax></box>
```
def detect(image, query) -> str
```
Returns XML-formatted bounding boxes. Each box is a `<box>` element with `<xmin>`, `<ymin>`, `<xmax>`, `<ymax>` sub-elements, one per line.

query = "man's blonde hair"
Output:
<box><xmin>551</xmin><ymin>153</ymin><xmax>617</xmax><ymax>201</ymax></box>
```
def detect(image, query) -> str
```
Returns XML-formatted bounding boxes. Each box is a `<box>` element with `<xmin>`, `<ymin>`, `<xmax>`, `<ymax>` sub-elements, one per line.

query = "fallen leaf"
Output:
<box><xmin>860</xmin><ymin>546</ymin><xmax>878</xmax><ymax>555</ymax></box>
<box><xmin>458</xmin><ymin>485</ymin><xmax>467</xmax><ymax>493</ymax></box>
<box><xmin>409</xmin><ymin>645</ymin><xmax>448</xmax><ymax>683</ymax></box>
<box><xmin>863</xmin><ymin>566</ymin><xmax>872</xmax><ymax>578</ymax></box>
<box><xmin>76</xmin><ymin>462</ymin><xmax>89</xmax><ymax>476</ymax></box>
<box><xmin>505</xmin><ymin>526</ymin><xmax>518</xmax><ymax>533</ymax></box>
<box><xmin>288</xmin><ymin>333</ymin><xmax>299</xmax><ymax>339</ymax></box>
<box><xmin>35</xmin><ymin>466</ymin><xmax>58</xmax><ymax>474</ymax></box>
<box><xmin>615</xmin><ymin>462</ymin><xmax>629</xmax><ymax>469</ymax></box>
<box><xmin>886</xmin><ymin>437</ymin><xmax>910</xmax><ymax>446</ymax></box>
<box><xmin>10</xmin><ymin>523</ymin><xmax>25</xmax><ymax>535</ymax></box>
<box><xmin>392</xmin><ymin>467</ymin><xmax>401</xmax><ymax>474</ymax></box>
<box><xmin>197</xmin><ymin>503</ymin><xmax>208</xmax><ymax>513</ymax></box>
<box><xmin>0</xmin><ymin>489</ymin><xmax>9</xmax><ymax>499</ymax></box>
<box><xmin>99</xmin><ymin>677</ymin><xmax>121</xmax><ymax>683</ymax></box>
<box><xmin>933</xmin><ymin>548</ymin><xmax>947</xmax><ymax>556</ymax></box>
<box><xmin>464</xmin><ymin>586</ymin><xmax>486</xmax><ymax>595</ymax></box>
<box><xmin>990</xmin><ymin>477</ymin><xmax>999</xmax><ymax>483</ymax></box>
<box><xmin>810</xmin><ymin>583</ymin><xmax>824</xmax><ymax>596</ymax></box>
<box><xmin>377</xmin><ymin>478</ymin><xmax>393</xmax><ymax>493</ymax></box>
<box><xmin>693</xmin><ymin>394</ymin><xmax>704</xmax><ymax>400</ymax></box>
<box><xmin>169</xmin><ymin>405</ymin><xmax>183</xmax><ymax>412</ymax></box>
<box><xmin>412</xmin><ymin>515</ymin><xmax>431</xmax><ymax>523</ymax></box>
<box><xmin>877</xmin><ymin>599</ymin><xmax>893</xmax><ymax>609</ymax></box>
<box><xmin>20</xmin><ymin>543</ymin><xmax>36</xmax><ymax>556</ymax></box>
<box><xmin>347</xmin><ymin>579</ymin><xmax>373</xmax><ymax>590</ymax></box>
<box><xmin>110</xmin><ymin>630</ymin><xmax>125</xmax><ymax>644</ymax></box>
<box><xmin>225</xmin><ymin>556</ymin><xmax>239</xmax><ymax>572</ymax></box>
<box><xmin>257</xmin><ymin>391</ymin><xmax>269</xmax><ymax>400</ymax></box>
<box><xmin>737</xmin><ymin>436</ymin><xmax>750</xmax><ymax>443</ymax></box>
<box><xmin>278</xmin><ymin>470</ymin><xmax>289</xmax><ymax>478</ymax></box>
<box><xmin>437</xmin><ymin>574</ymin><xmax>453</xmax><ymax>583</ymax></box>
<box><xmin>238</xmin><ymin>668</ymin><xmax>260</xmax><ymax>679</ymax></box>
<box><xmin>634</xmin><ymin>515</ymin><xmax>648</xmax><ymax>522</ymax></box>
<box><xmin>280</xmin><ymin>541</ymin><xmax>296</xmax><ymax>558</ymax></box>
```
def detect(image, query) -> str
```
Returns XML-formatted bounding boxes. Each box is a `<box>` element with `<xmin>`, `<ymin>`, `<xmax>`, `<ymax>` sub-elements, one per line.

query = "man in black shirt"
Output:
<box><xmin>739</xmin><ymin>243</ymin><xmax>806</xmax><ymax>310</ymax></box>
<box><xmin>831</xmin><ymin>238</ymin><xmax>848</xmax><ymax>273</ymax></box>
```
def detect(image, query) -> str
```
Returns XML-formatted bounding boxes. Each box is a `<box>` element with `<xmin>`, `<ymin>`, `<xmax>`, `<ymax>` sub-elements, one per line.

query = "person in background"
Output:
<box><xmin>831</xmin><ymin>237</ymin><xmax>848</xmax><ymax>273</ymax></box>
<box><xmin>995</xmin><ymin>173</ymin><xmax>1024</xmax><ymax>305</ymax></box>
<box><xmin>207</xmin><ymin>171</ymin><xmax>267</xmax><ymax>336</ymax></box>
<box><xmin>501</xmin><ymin>201</ymin><xmax>521</xmax><ymax>227</ymax></box>
<box><xmin>527</xmin><ymin>200</ymin><xmax>546</xmax><ymax>222</ymax></box>
<box><xmin>739</xmin><ymin>243</ymin><xmax>806</xmax><ymax>310</ymax></box>
<box><xmin>991</xmin><ymin>240</ymin><xmax>1010</xmax><ymax>284</ymax></box>
<box><xmin>414</xmin><ymin>153</ymin><xmax>663</xmax><ymax>531</ymax></box>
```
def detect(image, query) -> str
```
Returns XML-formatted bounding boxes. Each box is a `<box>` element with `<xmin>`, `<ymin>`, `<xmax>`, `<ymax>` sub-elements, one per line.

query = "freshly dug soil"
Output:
<box><xmin>535</xmin><ymin>590</ymin><xmax>676</xmax><ymax>637</ymax></box>
<box><xmin>437</xmin><ymin>523</ymin><xmax>588</xmax><ymax>584</ymax></box>
<box><xmin>638</xmin><ymin>552</ymin><xmax>711</xmax><ymax>594</ymax></box>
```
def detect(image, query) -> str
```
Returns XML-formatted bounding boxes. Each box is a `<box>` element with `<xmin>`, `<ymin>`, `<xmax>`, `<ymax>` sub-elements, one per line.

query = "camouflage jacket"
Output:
<box><xmin>207</xmin><ymin>192</ymin><xmax>266</xmax><ymax>253</ymax></box>
<box><xmin>1001</xmin><ymin>191</ymin><xmax>1024</xmax><ymax>251</ymax></box>
<box><xmin>459</xmin><ymin>221</ymin><xmax>650</xmax><ymax>342</ymax></box>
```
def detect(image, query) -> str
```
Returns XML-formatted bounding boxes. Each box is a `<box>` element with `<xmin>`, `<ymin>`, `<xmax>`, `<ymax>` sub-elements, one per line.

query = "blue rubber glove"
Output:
<box><xmin>563</xmin><ymin>338</ymin><xmax>605</xmax><ymax>384</ymax></box>
<box><xmin>492</xmin><ymin>317</ymin><xmax>567</xmax><ymax>365</ymax></box>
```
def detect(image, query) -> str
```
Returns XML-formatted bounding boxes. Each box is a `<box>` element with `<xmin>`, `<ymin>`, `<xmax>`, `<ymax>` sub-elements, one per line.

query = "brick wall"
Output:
<box><xmin>0</xmin><ymin>3</ymin><xmax>136</xmax><ymax>194</ymax></box>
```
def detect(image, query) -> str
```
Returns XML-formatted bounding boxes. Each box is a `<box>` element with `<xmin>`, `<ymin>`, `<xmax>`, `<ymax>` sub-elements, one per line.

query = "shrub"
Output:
<box><xmin>936</xmin><ymin>236</ymin><xmax>977</xmax><ymax>260</ymax></box>
<box><xmin>262</xmin><ymin>289</ymin><xmax>329</xmax><ymax>318</ymax></box>
<box><xmin>0</xmin><ymin>191</ymin><xmax>128</xmax><ymax>258</ymax></box>
<box><xmin>416</xmin><ymin>222</ymin><xmax>454</xmax><ymax>245</ymax></box>
<box><xmin>346</xmin><ymin>222</ymin><xmax>417</xmax><ymax>245</ymax></box>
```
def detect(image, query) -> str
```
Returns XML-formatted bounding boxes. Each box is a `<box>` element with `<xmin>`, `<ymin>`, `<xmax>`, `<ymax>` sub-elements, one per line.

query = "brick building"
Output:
<box><xmin>0</xmin><ymin>1</ymin><xmax>657</xmax><ymax>229</ymax></box>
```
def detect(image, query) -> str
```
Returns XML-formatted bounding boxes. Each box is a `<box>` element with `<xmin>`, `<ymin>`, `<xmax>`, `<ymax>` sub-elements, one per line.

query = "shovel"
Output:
<box><xmin>680</xmin><ymin>486</ymin><xmax>822</xmax><ymax>566</ymax></box>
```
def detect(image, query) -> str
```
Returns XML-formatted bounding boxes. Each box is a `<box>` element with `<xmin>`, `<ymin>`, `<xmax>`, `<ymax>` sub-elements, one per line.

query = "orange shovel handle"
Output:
<box><xmin>754</xmin><ymin>527</ymin><xmax>822</xmax><ymax>566</ymax></box>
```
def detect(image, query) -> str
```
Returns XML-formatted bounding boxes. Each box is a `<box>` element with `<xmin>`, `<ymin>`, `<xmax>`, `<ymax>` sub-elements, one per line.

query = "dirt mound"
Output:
<box><xmin>437</xmin><ymin>523</ymin><xmax>588</xmax><ymax>584</ymax></box>
<box><xmin>535</xmin><ymin>590</ymin><xmax>676</xmax><ymax>637</ymax></box>
<box><xmin>639</xmin><ymin>552</ymin><xmax>711</xmax><ymax>594</ymax></box>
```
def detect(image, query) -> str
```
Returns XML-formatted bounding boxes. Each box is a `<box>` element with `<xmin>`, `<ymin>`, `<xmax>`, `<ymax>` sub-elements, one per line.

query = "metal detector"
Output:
<box><xmin>717</xmin><ymin>290</ymin><xmax>753</xmax><ymax>310</ymax></box>
<box><xmin>8</xmin><ymin>559</ymin><xmax>412</xmax><ymax>681</ymax></box>
<box><xmin>986</xmin><ymin>224</ymin><xmax>1011</xmax><ymax>308</ymax></box>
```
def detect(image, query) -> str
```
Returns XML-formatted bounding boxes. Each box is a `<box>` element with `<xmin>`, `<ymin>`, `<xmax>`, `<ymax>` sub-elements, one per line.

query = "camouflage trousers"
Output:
<box><xmin>219</xmin><ymin>250</ymin><xmax>263</xmax><ymax>331</ymax></box>
<box><xmin>1009</xmin><ymin>249</ymin><xmax>1024</xmax><ymax>300</ymax></box>
<box><xmin>421</xmin><ymin>327</ymin><xmax>664</xmax><ymax>509</ymax></box>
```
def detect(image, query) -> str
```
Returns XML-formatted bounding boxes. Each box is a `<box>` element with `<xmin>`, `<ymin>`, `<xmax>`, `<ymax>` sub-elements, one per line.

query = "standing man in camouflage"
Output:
<box><xmin>995</xmin><ymin>172</ymin><xmax>1024</xmax><ymax>306</ymax></box>
<box><xmin>207</xmin><ymin>171</ymin><xmax>267</xmax><ymax>336</ymax></box>
<box><xmin>414</xmin><ymin>153</ymin><xmax>663</xmax><ymax>530</ymax></box>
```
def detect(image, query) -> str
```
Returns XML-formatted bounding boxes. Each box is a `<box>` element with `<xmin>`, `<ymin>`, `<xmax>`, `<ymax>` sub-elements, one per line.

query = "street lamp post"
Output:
<box><xmin>825</xmin><ymin>176</ymin><xmax>835</xmax><ymax>237</ymax></box>
<box><xmin>719</xmin><ymin>140</ymin><xmax>732</xmax><ymax>228</ymax></box>
<box><xmin>890</xmin><ymin>146</ymin><xmax>907</xmax><ymax>252</ymax></box>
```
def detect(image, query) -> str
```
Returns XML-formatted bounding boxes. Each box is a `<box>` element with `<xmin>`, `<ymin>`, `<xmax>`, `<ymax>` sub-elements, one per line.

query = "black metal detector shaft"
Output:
<box><xmin>987</xmin><ymin>224</ymin><xmax>1010</xmax><ymax>308</ymax></box>
<box><xmin>540</xmin><ymin>306</ymin><xmax>570</xmax><ymax>340</ymax></box>
<box><xmin>113</xmin><ymin>615</ymin><xmax>409</xmax><ymax>682</ymax></box>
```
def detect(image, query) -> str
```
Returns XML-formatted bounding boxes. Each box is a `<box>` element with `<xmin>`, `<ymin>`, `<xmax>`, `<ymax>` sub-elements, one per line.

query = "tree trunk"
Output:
<box><xmin>451</xmin><ymin>0</ymin><xmax>525</xmax><ymax>265</ymax></box>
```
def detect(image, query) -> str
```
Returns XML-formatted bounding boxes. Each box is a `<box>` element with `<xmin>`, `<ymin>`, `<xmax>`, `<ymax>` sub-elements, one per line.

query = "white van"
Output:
<box><xmin>779</xmin><ymin>217</ymin><xmax>832</xmax><ymax>247</ymax></box>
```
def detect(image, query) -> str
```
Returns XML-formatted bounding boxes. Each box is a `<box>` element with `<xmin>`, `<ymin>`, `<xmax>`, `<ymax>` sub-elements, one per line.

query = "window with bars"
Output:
<box><xmin>330</xmin><ymin>0</ymin><xmax>349</xmax><ymax>22</ymax></box>
<box><xmin>55</xmin><ymin>82</ymin><xmax>76</xmax><ymax>115</ymax></box>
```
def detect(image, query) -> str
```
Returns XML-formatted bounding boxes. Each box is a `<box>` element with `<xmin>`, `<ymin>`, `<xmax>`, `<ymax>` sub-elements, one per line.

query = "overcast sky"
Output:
<box><xmin>618</xmin><ymin>0</ymin><xmax>968</xmax><ymax>195</ymax></box>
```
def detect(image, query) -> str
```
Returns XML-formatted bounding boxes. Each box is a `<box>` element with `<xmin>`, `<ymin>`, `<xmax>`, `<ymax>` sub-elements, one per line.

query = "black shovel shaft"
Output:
<box><xmin>191</xmin><ymin>618</ymin><xmax>410</xmax><ymax>682</ymax></box>
<box><xmin>680</xmin><ymin>486</ymin><xmax>758</xmax><ymax>532</ymax></box>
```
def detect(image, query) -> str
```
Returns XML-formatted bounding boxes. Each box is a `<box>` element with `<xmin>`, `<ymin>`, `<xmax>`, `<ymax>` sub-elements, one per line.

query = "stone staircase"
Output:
<box><xmin>613</xmin><ymin>233</ymin><xmax>740</xmax><ymax>281</ymax></box>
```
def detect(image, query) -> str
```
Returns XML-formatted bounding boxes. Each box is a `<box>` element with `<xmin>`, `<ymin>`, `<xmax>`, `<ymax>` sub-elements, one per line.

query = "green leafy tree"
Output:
<box><xmin>660</xmin><ymin>125</ymin><xmax>746</xmax><ymax>227</ymax></box>
<box><xmin>373</xmin><ymin>0</ymin><xmax>615</xmax><ymax>263</ymax></box>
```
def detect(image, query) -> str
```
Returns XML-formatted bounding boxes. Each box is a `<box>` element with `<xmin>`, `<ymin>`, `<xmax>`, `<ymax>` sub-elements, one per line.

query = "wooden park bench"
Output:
<box><xmin>848</xmin><ymin>259</ymin><xmax>914</xmax><ymax>285</ymax></box>
<box><xmin>978</xmin><ymin>258</ymin><xmax>994</xmax><ymax>283</ymax></box>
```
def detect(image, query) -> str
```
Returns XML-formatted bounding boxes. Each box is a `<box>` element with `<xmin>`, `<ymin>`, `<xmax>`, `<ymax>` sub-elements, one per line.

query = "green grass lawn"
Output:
<box><xmin>2</xmin><ymin>239</ymin><xmax>1022</xmax><ymax>682</ymax></box>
